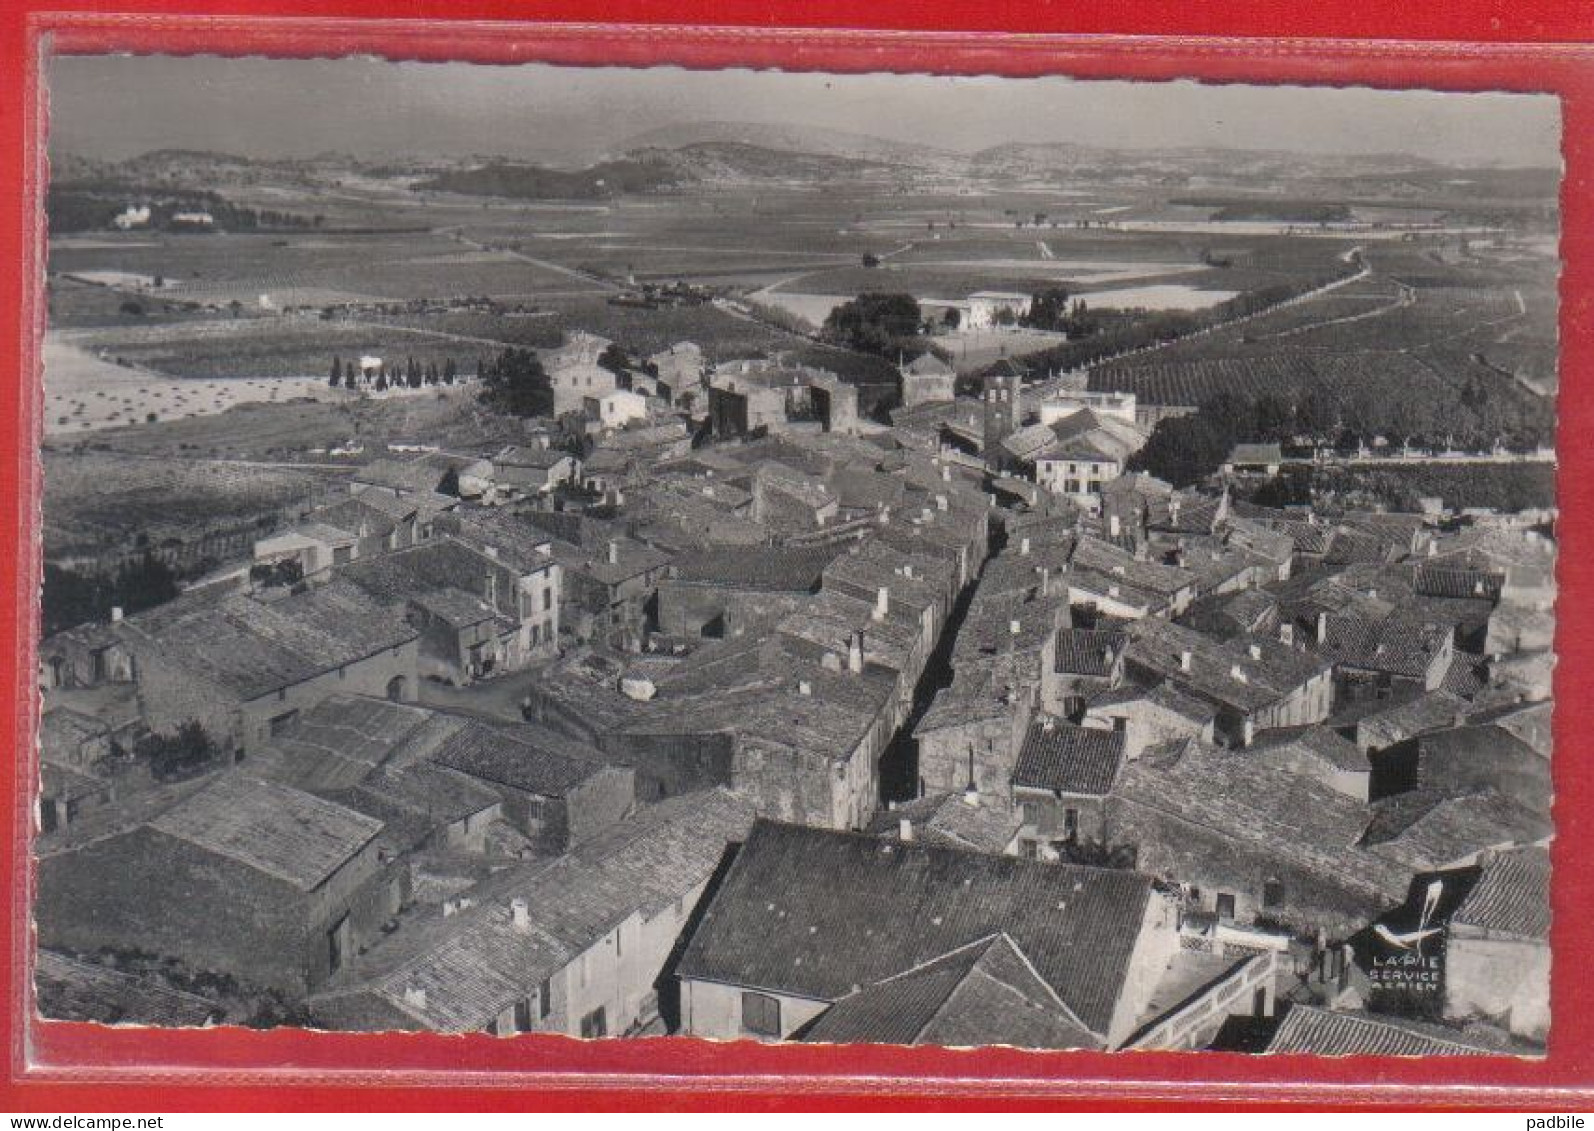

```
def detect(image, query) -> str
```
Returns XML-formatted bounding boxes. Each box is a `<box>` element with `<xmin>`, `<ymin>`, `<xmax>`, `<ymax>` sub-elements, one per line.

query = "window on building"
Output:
<box><xmin>579</xmin><ymin>1007</ymin><xmax>607</xmax><ymax>1039</ymax></box>
<box><xmin>741</xmin><ymin>991</ymin><xmax>782</xmax><ymax>1038</ymax></box>
<box><xmin>1263</xmin><ymin>880</ymin><xmax>1285</xmax><ymax>910</ymax></box>
<box><xmin>333</xmin><ymin>546</ymin><xmax>352</xmax><ymax>565</ymax></box>
<box><xmin>1063</xmin><ymin>807</ymin><xmax>1079</xmax><ymax>841</ymax></box>
<box><xmin>538</xmin><ymin>977</ymin><xmax>553</xmax><ymax>1020</ymax></box>
<box><xmin>327</xmin><ymin>915</ymin><xmax>350</xmax><ymax>974</ymax></box>
<box><xmin>1216</xmin><ymin>892</ymin><xmax>1237</xmax><ymax>921</ymax></box>
<box><xmin>513</xmin><ymin>998</ymin><xmax>534</xmax><ymax>1033</ymax></box>
<box><xmin>544</xmin><ymin>588</ymin><xmax>554</xmax><ymax>611</ymax></box>
<box><xmin>614</xmin><ymin>928</ymin><xmax>623</xmax><ymax>958</ymax></box>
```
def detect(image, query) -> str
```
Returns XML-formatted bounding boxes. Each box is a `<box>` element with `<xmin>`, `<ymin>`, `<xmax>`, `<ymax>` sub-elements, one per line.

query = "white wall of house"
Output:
<box><xmin>679</xmin><ymin>977</ymin><xmax>831</xmax><ymax>1041</ymax></box>
<box><xmin>1444</xmin><ymin>931</ymin><xmax>1550</xmax><ymax>1041</ymax></box>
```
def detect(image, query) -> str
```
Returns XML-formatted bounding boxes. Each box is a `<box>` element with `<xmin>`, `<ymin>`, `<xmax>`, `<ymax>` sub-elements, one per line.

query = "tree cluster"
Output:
<box><xmin>42</xmin><ymin>552</ymin><xmax>180</xmax><ymax>637</ymax></box>
<box><xmin>478</xmin><ymin>347</ymin><xmax>554</xmax><ymax>418</ymax></box>
<box><xmin>329</xmin><ymin>354</ymin><xmax>457</xmax><ymax>390</ymax></box>
<box><xmin>136</xmin><ymin>720</ymin><xmax>221</xmax><ymax>783</ymax></box>
<box><xmin>821</xmin><ymin>292</ymin><xmax>925</xmax><ymax>358</ymax></box>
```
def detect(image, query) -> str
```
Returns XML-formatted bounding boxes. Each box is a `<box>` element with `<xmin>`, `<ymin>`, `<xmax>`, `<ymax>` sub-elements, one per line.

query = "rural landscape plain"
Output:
<box><xmin>32</xmin><ymin>58</ymin><xmax>1558</xmax><ymax>1056</ymax></box>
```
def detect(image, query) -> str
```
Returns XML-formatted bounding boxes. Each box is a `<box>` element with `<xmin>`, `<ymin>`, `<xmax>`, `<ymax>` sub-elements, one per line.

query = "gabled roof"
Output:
<box><xmin>1264</xmin><ymin>1005</ymin><xmax>1495</xmax><ymax>1056</ymax></box>
<box><xmin>148</xmin><ymin>774</ymin><xmax>382</xmax><ymax>892</ymax></box>
<box><xmin>799</xmin><ymin>933</ymin><xmax>1099</xmax><ymax>1050</ymax></box>
<box><xmin>1361</xmin><ymin>789</ymin><xmax>1551</xmax><ymax>873</ymax></box>
<box><xmin>1054</xmin><ymin>628</ymin><xmax>1127</xmax><ymax>676</ymax></box>
<box><xmin>1014</xmin><ymin>721</ymin><xmax>1126</xmax><ymax>795</ymax></box>
<box><xmin>1450</xmin><ymin>845</ymin><xmax>1549</xmax><ymax>942</ymax></box>
<box><xmin>677</xmin><ymin>820</ymin><xmax>1158</xmax><ymax>1038</ymax></box>
<box><xmin>1115</xmin><ymin>742</ymin><xmax>1409</xmax><ymax>902</ymax></box>
<box><xmin>672</xmin><ymin>544</ymin><xmax>837</xmax><ymax>593</ymax></box>
<box><xmin>1249</xmin><ymin>725</ymin><xmax>1368</xmax><ymax>775</ymax></box>
<box><xmin>315</xmin><ymin>789</ymin><xmax>755</xmax><ymax>1032</ymax></box>
<box><xmin>120</xmin><ymin>581</ymin><xmax>418</xmax><ymax>702</ymax></box>
<box><xmin>430</xmin><ymin>720</ymin><xmax>611</xmax><ymax>798</ymax></box>
<box><xmin>868</xmin><ymin>793</ymin><xmax>1023</xmax><ymax>856</ymax></box>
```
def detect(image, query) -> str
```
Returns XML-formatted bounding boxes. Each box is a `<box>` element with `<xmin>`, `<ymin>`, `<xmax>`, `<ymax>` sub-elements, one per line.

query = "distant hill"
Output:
<box><xmin>615</xmin><ymin>120</ymin><xmax>958</xmax><ymax>170</ymax></box>
<box><xmin>626</xmin><ymin>141</ymin><xmax>904</xmax><ymax>183</ymax></box>
<box><xmin>414</xmin><ymin>156</ymin><xmax>686</xmax><ymax>200</ymax></box>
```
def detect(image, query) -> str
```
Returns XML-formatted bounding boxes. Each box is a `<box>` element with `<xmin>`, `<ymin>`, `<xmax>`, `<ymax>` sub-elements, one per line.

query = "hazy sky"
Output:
<box><xmin>47</xmin><ymin>54</ymin><xmax>1563</xmax><ymax>167</ymax></box>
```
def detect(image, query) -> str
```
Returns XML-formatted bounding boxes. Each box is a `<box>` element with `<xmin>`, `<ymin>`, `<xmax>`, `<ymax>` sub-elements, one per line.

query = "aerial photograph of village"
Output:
<box><xmin>31</xmin><ymin>56</ymin><xmax>1558</xmax><ymax>1056</ymax></box>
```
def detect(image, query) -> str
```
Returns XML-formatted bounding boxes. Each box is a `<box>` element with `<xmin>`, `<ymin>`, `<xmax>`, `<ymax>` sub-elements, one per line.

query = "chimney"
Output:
<box><xmin>963</xmin><ymin>784</ymin><xmax>981</xmax><ymax>808</ymax></box>
<box><xmin>1020</xmin><ymin>537</ymin><xmax>1031</xmax><ymax>556</ymax></box>
<box><xmin>510</xmin><ymin>897</ymin><xmax>531</xmax><ymax>933</ymax></box>
<box><xmin>1248</xmin><ymin>643</ymin><xmax>1262</xmax><ymax>661</ymax></box>
<box><xmin>1009</xmin><ymin>619</ymin><xmax>1021</xmax><ymax>636</ymax></box>
<box><xmin>607</xmin><ymin>540</ymin><xmax>619</xmax><ymax>565</ymax></box>
<box><xmin>1039</xmin><ymin>566</ymin><xmax>1051</xmax><ymax>596</ymax></box>
<box><xmin>1109</xmin><ymin>514</ymin><xmax>1121</xmax><ymax>537</ymax></box>
<box><xmin>484</xmin><ymin>545</ymin><xmax>499</xmax><ymax>560</ymax></box>
<box><xmin>1231</xmin><ymin>664</ymin><xmax>1249</xmax><ymax>684</ymax></box>
<box><xmin>898</xmin><ymin>817</ymin><xmax>914</xmax><ymax>842</ymax></box>
<box><xmin>874</xmin><ymin>585</ymin><xmax>890</xmax><ymax>621</ymax></box>
<box><xmin>1279</xmin><ymin>623</ymin><xmax>1294</xmax><ymax>647</ymax></box>
<box><xmin>403</xmin><ymin>986</ymin><xmax>428</xmax><ymax>1011</ymax></box>
<box><xmin>1316</xmin><ymin>611</ymin><xmax>1329</xmax><ymax>644</ymax></box>
<box><xmin>921</xmin><ymin>507</ymin><xmax>933</xmax><ymax>523</ymax></box>
<box><xmin>1180</xmin><ymin>650</ymin><xmax>1192</xmax><ymax>672</ymax></box>
<box><xmin>798</xmin><ymin>680</ymin><xmax>812</xmax><ymax>697</ymax></box>
<box><xmin>936</xmin><ymin>493</ymin><xmax>948</xmax><ymax>512</ymax></box>
<box><xmin>848</xmin><ymin>631</ymin><xmax>864</xmax><ymax>674</ymax></box>
<box><xmin>942</xmin><ymin>466</ymin><xmax>952</xmax><ymax>482</ymax></box>
<box><xmin>110</xmin><ymin>606</ymin><xmax>123</xmax><ymax>623</ymax></box>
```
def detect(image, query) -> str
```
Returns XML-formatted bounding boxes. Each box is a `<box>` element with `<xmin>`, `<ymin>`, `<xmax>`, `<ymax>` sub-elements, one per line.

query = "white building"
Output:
<box><xmin>965</xmin><ymin>291</ymin><xmax>1033</xmax><ymax>329</ymax></box>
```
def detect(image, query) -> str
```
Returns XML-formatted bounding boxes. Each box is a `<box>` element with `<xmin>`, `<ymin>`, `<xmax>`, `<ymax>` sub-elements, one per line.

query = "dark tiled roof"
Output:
<box><xmin>1014</xmin><ymin>722</ymin><xmax>1126</xmax><ymax>795</ymax></box>
<box><xmin>35</xmin><ymin>951</ymin><xmax>222</xmax><ymax>1027</ymax></box>
<box><xmin>1054</xmin><ymin>629</ymin><xmax>1127</xmax><ymax>676</ymax></box>
<box><xmin>1451</xmin><ymin>846</ymin><xmax>1550</xmax><ymax>941</ymax></box>
<box><xmin>1249</xmin><ymin>725</ymin><xmax>1368</xmax><ymax>775</ymax></box>
<box><xmin>799</xmin><ymin>934</ymin><xmax>1099</xmax><ymax>1049</ymax></box>
<box><xmin>673</xmin><ymin>544</ymin><xmax>838</xmax><ymax>592</ymax></box>
<box><xmin>1319</xmin><ymin>615</ymin><xmax>1449</xmax><ymax>680</ymax></box>
<box><xmin>1415</xmin><ymin>566</ymin><xmax>1504</xmax><ymax>602</ymax></box>
<box><xmin>124</xmin><ymin>582</ymin><xmax>418</xmax><ymax>702</ymax></box>
<box><xmin>1361</xmin><ymin>790</ymin><xmax>1551</xmax><ymax>873</ymax></box>
<box><xmin>1265</xmin><ymin>1005</ymin><xmax>1495</xmax><ymax>1056</ymax></box>
<box><xmin>430</xmin><ymin>721</ymin><xmax>608</xmax><ymax>798</ymax></box>
<box><xmin>677</xmin><ymin>820</ymin><xmax>1156</xmax><ymax>1037</ymax></box>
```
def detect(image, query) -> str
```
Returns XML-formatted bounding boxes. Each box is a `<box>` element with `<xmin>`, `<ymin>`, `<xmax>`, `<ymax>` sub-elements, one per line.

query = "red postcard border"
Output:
<box><xmin>4</xmin><ymin>7</ymin><xmax>1593</xmax><ymax>1112</ymax></box>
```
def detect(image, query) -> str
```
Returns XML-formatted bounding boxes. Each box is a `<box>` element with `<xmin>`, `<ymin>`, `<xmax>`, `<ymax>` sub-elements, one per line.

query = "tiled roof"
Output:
<box><xmin>672</xmin><ymin>545</ymin><xmax>836</xmax><ymax>592</ymax></box>
<box><xmin>1054</xmin><ymin>628</ymin><xmax>1127</xmax><ymax>676</ymax></box>
<box><xmin>148</xmin><ymin>774</ymin><xmax>382</xmax><ymax>892</ymax></box>
<box><xmin>799</xmin><ymin>933</ymin><xmax>1099</xmax><ymax>1049</ymax></box>
<box><xmin>869</xmin><ymin>793</ymin><xmax>1023</xmax><ymax>856</ymax></box>
<box><xmin>1264</xmin><ymin>1005</ymin><xmax>1494</xmax><ymax>1056</ymax></box>
<box><xmin>1414</xmin><ymin>565</ymin><xmax>1504</xmax><ymax>602</ymax></box>
<box><xmin>1014</xmin><ymin>721</ymin><xmax>1126</xmax><ymax>795</ymax></box>
<box><xmin>1356</xmin><ymin>692</ymin><xmax>1468</xmax><ymax>751</ymax></box>
<box><xmin>430</xmin><ymin>721</ymin><xmax>609</xmax><ymax>798</ymax></box>
<box><xmin>676</xmin><ymin>820</ymin><xmax>1157</xmax><ymax>1037</ymax></box>
<box><xmin>1451</xmin><ymin>846</ymin><xmax>1549</xmax><ymax>942</ymax></box>
<box><xmin>260</xmin><ymin>693</ymin><xmax>438</xmax><ymax>792</ymax></box>
<box><xmin>123</xmin><ymin>581</ymin><xmax>417</xmax><ymax>702</ymax></box>
<box><xmin>35</xmin><ymin>950</ymin><xmax>222</xmax><ymax>1028</ymax></box>
<box><xmin>319</xmin><ymin>789</ymin><xmax>755</xmax><ymax>1032</ymax></box>
<box><xmin>1249</xmin><ymin>725</ymin><xmax>1368</xmax><ymax>775</ymax></box>
<box><xmin>1115</xmin><ymin>742</ymin><xmax>1409</xmax><ymax>902</ymax></box>
<box><xmin>1361</xmin><ymin>790</ymin><xmax>1551</xmax><ymax>873</ymax></box>
<box><xmin>1318</xmin><ymin>614</ymin><xmax>1449</xmax><ymax>680</ymax></box>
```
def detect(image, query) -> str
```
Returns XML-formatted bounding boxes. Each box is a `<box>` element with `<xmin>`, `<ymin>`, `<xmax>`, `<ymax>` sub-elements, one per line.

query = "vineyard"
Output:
<box><xmin>43</xmin><ymin>452</ymin><xmax>344</xmax><ymax>558</ymax></box>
